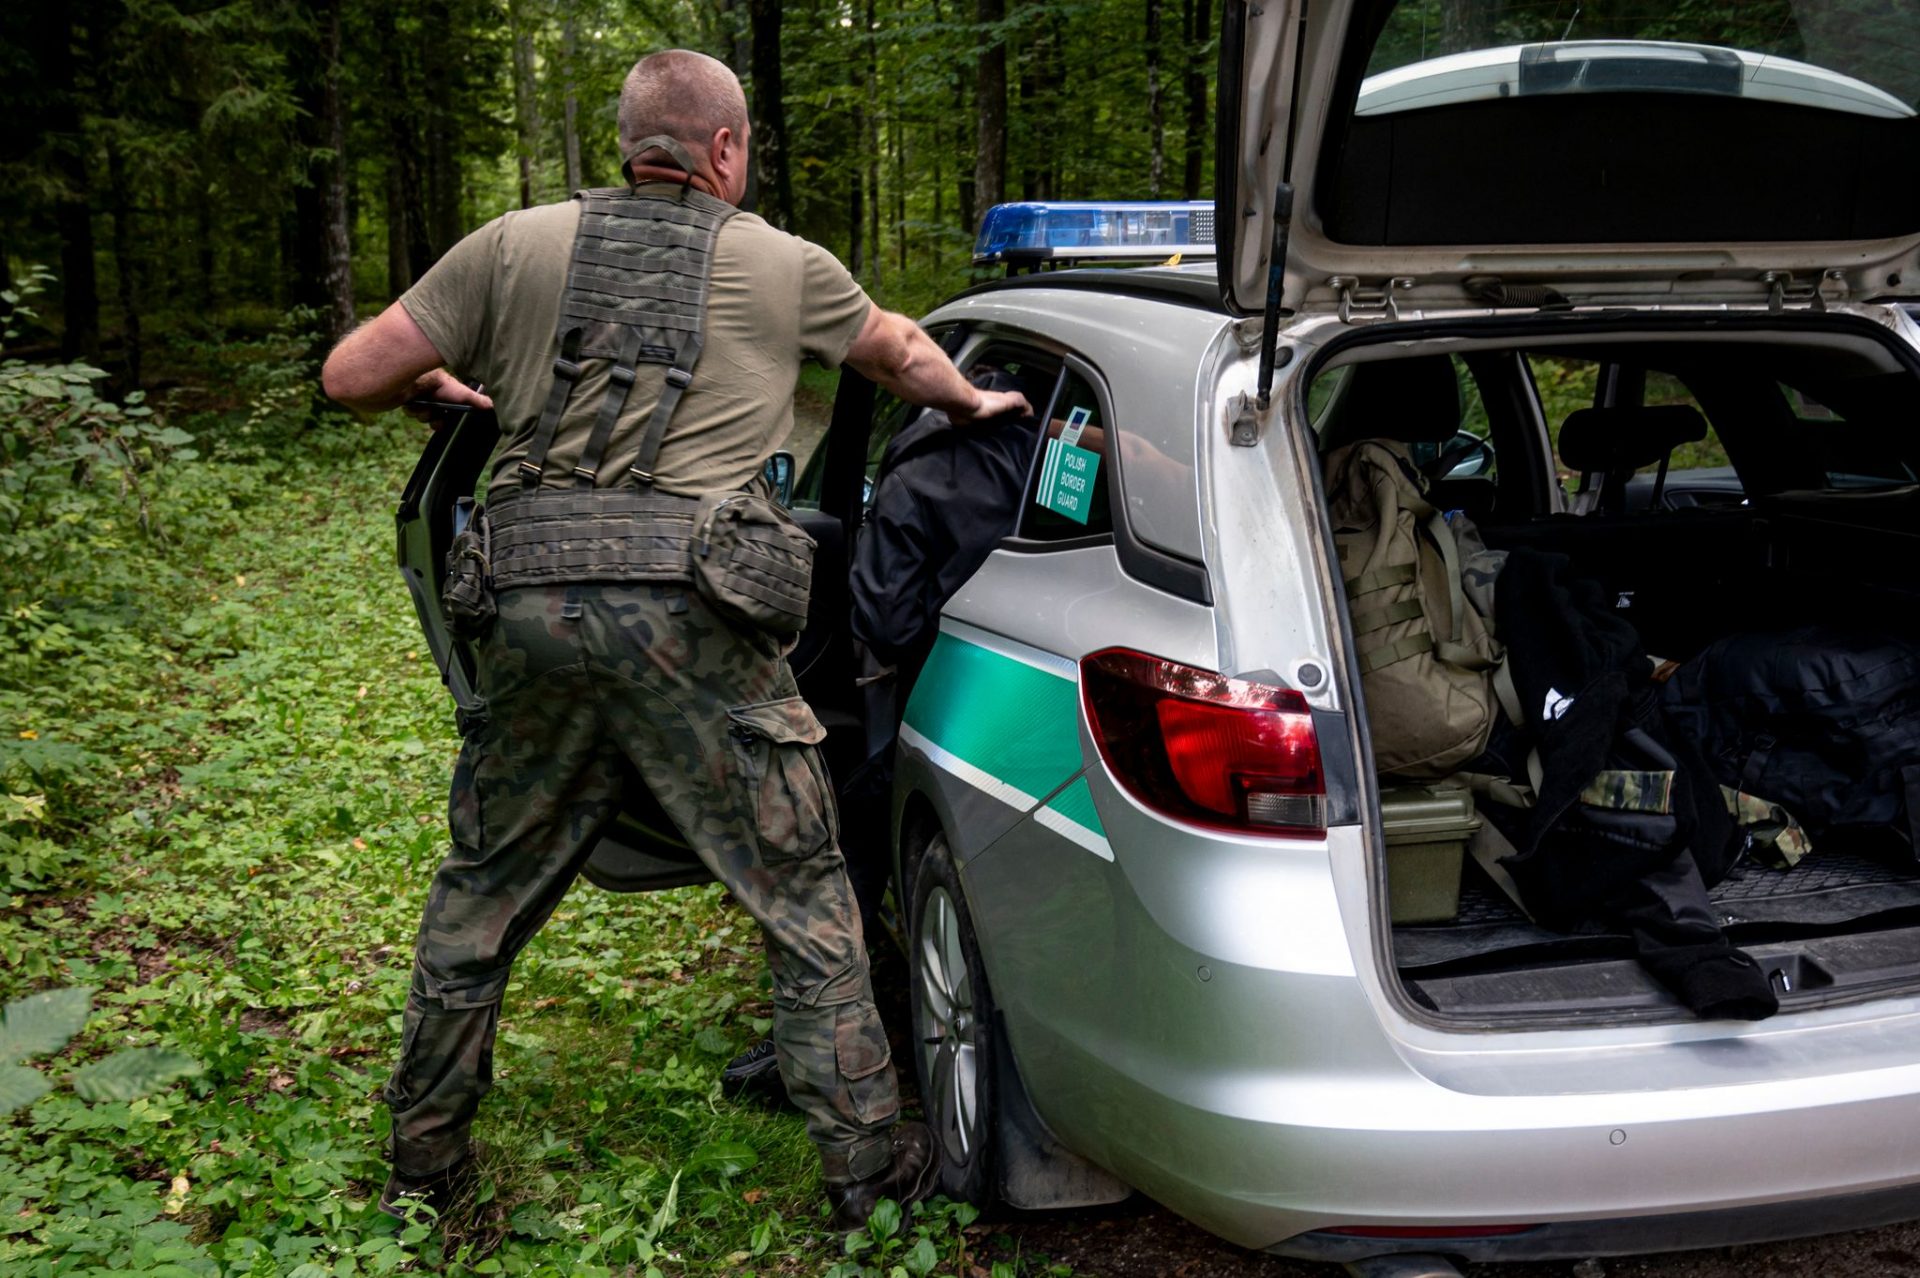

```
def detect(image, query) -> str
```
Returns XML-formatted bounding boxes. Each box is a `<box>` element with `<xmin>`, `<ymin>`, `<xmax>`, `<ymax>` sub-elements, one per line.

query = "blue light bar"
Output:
<box><xmin>972</xmin><ymin>201</ymin><xmax>1216</xmax><ymax>267</ymax></box>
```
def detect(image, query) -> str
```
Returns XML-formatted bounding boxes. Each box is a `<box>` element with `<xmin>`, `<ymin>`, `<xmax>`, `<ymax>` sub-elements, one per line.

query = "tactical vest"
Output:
<box><xmin>486</xmin><ymin>135</ymin><xmax>740</xmax><ymax>591</ymax></box>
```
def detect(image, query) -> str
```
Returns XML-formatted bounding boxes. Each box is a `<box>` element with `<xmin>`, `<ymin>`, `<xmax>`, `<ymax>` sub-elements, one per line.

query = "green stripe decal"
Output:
<box><xmin>1045</xmin><ymin>776</ymin><xmax>1105</xmax><ymax>837</ymax></box>
<box><xmin>903</xmin><ymin>632</ymin><xmax>1082</xmax><ymax>806</ymax></box>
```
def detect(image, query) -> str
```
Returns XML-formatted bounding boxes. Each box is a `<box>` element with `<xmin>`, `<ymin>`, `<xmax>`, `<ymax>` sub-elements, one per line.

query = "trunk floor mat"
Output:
<box><xmin>1398</xmin><ymin>846</ymin><xmax>1920</xmax><ymax>971</ymax></box>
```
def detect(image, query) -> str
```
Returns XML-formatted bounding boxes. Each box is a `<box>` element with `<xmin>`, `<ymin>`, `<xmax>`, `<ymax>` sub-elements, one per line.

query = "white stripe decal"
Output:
<box><xmin>898</xmin><ymin>723</ymin><xmax>1039</xmax><ymax>813</ymax></box>
<box><xmin>1035</xmin><ymin>804</ymin><xmax>1115</xmax><ymax>861</ymax></box>
<box><xmin>937</xmin><ymin>619</ymin><xmax>1079</xmax><ymax>681</ymax></box>
<box><xmin>899</xmin><ymin>723</ymin><xmax>1114</xmax><ymax>863</ymax></box>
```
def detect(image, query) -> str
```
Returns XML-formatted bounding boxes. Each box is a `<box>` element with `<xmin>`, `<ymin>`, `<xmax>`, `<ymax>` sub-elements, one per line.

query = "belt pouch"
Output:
<box><xmin>442</xmin><ymin>504</ymin><xmax>497</xmax><ymax>639</ymax></box>
<box><xmin>691</xmin><ymin>490</ymin><xmax>817</xmax><ymax>640</ymax></box>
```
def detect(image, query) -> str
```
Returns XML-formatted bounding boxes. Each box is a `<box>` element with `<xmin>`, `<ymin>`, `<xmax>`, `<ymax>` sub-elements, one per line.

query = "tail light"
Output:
<box><xmin>1080</xmin><ymin>648</ymin><xmax>1325</xmax><ymax>838</ymax></box>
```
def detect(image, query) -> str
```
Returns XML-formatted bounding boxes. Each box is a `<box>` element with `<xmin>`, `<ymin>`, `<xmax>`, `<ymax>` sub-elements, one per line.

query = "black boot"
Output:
<box><xmin>721</xmin><ymin>1037</ymin><xmax>790</xmax><ymax>1106</ymax></box>
<box><xmin>377</xmin><ymin>1153</ymin><xmax>476</xmax><ymax>1223</ymax></box>
<box><xmin>825</xmin><ymin>1121</ymin><xmax>940</xmax><ymax>1231</ymax></box>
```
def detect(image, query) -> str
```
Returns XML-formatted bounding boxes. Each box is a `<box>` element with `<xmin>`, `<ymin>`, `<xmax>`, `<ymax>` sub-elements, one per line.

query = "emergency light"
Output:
<box><xmin>972</xmin><ymin>201</ymin><xmax>1215</xmax><ymax>269</ymax></box>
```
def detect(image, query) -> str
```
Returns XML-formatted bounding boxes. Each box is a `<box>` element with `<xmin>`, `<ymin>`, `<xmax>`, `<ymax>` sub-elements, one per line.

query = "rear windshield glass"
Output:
<box><xmin>1362</xmin><ymin>2</ymin><xmax>1920</xmax><ymax>118</ymax></box>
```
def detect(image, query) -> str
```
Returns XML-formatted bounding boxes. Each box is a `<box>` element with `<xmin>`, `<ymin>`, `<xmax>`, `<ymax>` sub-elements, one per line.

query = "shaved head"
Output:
<box><xmin>618</xmin><ymin>50</ymin><xmax>750</xmax><ymax>170</ymax></box>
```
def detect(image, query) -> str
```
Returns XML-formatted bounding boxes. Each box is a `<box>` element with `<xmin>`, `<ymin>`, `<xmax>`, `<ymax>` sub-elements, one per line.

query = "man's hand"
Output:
<box><xmin>949</xmin><ymin>387</ymin><xmax>1033</xmax><ymax>425</ymax></box>
<box><xmin>401</xmin><ymin>369</ymin><xmax>494</xmax><ymax>428</ymax></box>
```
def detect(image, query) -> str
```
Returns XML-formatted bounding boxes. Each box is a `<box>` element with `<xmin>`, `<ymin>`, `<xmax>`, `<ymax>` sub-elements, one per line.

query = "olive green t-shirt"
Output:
<box><xmin>400</xmin><ymin>187</ymin><xmax>873</xmax><ymax>499</ymax></box>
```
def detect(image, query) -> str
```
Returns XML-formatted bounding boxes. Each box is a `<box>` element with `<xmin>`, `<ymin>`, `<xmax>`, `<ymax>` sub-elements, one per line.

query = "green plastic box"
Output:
<box><xmin>1380</xmin><ymin>785</ymin><xmax>1481</xmax><ymax>925</ymax></box>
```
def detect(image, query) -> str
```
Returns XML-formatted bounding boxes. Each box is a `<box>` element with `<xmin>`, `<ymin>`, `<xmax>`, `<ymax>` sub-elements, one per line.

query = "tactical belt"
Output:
<box><xmin>487</xmin><ymin>488</ymin><xmax>701</xmax><ymax>589</ymax></box>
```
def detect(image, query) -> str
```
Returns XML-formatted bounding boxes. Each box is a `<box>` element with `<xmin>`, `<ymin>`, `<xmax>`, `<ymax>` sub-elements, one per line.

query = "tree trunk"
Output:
<box><xmin>105</xmin><ymin>136</ymin><xmax>141</xmax><ymax>383</ymax></box>
<box><xmin>849</xmin><ymin>164</ymin><xmax>864</xmax><ymax>276</ymax></box>
<box><xmin>317</xmin><ymin>0</ymin><xmax>354</xmax><ymax>343</ymax></box>
<box><xmin>423</xmin><ymin>0</ymin><xmax>463</xmax><ymax>259</ymax></box>
<box><xmin>197</xmin><ymin>190</ymin><xmax>217</xmax><ymax>312</ymax></box>
<box><xmin>1146</xmin><ymin>0</ymin><xmax>1165</xmax><ymax>198</ymax></box>
<box><xmin>747</xmin><ymin>0</ymin><xmax>793</xmax><ymax>229</ymax></box>
<box><xmin>562</xmin><ymin>14</ymin><xmax>583</xmax><ymax>192</ymax></box>
<box><xmin>1182</xmin><ymin>0</ymin><xmax>1210</xmax><ymax>198</ymax></box>
<box><xmin>379</xmin><ymin>5</ymin><xmax>431</xmax><ymax>286</ymax></box>
<box><xmin>510</xmin><ymin>0</ymin><xmax>540</xmax><ymax>209</ymax></box>
<box><xmin>893</xmin><ymin>32</ymin><xmax>906</xmax><ymax>274</ymax></box>
<box><xmin>973</xmin><ymin>0</ymin><xmax>1006</xmax><ymax>222</ymax></box>
<box><xmin>43</xmin><ymin>8</ymin><xmax>99</xmax><ymax>360</ymax></box>
<box><xmin>864</xmin><ymin>0</ymin><xmax>882</xmax><ymax>285</ymax></box>
<box><xmin>1440</xmin><ymin>0</ymin><xmax>1492</xmax><ymax>50</ymax></box>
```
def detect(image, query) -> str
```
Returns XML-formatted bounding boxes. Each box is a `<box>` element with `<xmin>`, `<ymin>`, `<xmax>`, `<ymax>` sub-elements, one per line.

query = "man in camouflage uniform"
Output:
<box><xmin>321</xmin><ymin>49</ymin><xmax>1028</xmax><ymax>1227</ymax></box>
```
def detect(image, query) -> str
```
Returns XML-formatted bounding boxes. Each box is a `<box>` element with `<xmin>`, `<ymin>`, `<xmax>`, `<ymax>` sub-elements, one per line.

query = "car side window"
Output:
<box><xmin>1778</xmin><ymin>380</ymin><xmax>1919</xmax><ymax>490</ymax></box>
<box><xmin>860</xmin><ymin>392</ymin><xmax>913</xmax><ymax>509</ymax></box>
<box><xmin>1019</xmin><ymin>370</ymin><xmax>1113</xmax><ymax>541</ymax></box>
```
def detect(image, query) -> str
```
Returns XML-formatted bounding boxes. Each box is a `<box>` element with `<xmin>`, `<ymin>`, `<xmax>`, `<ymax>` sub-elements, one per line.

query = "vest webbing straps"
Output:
<box><xmin>517</xmin><ymin>178</ymin><xmax>738</xmax><ymax>491</ymax></box>
<box><xmin>573</xmin><ymin>326</ymin><xmax>645</xmax><ymax>487</ymax></box>
<box><xmin>520</xmin><ymin>332</ymin><xmax>583</xmax><ymax>486</ymax></box>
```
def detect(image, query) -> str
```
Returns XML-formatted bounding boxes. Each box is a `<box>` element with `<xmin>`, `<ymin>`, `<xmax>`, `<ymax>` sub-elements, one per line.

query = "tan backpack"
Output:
<box><xmin>1324</xmin><ymin>439</ymin><xmax>1503</xmax><ymax>779</ymax></box>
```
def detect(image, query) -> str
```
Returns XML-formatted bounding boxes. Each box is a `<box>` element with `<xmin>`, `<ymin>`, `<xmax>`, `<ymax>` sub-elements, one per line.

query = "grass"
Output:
<box><xmin>0</xmin><ymin>329</ymin><xmax>1073</xmax><ymax>1277</ymax></box>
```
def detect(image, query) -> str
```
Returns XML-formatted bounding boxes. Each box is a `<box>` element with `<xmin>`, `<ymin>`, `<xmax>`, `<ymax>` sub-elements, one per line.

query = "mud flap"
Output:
<box><xmin>992</xmin><ymin>1010</ymin><xmax>1131</xmax><ymax>1210</ymax></box>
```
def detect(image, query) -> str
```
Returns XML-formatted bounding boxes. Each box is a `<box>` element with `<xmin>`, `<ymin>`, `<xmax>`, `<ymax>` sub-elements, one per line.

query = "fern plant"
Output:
<box><xmin>0</xmin><ymin>986</ymin><xmax>200</xmax><ymax>1112</ymax></box>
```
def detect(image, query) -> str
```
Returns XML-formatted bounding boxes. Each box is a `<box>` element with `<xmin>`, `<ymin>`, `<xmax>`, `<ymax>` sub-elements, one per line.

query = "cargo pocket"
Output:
<box><xmin>728</xmin><ymin>696</ymin><xmax>835</xmax><ymax>863</ymax></box>
<box><xmin>834</xmin><ymin>1001</ymin><xmax>899</xmax><ymax>1127</ymax></box>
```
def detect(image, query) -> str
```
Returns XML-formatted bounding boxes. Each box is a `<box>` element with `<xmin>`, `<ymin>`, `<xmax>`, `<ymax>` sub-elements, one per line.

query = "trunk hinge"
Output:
<box><xmin>1763</xmin><ymin>269</ymin><xmax>1848</xmax><ymax>313</ymax></box>
<box><xmin>1329</xmin><ymin>275</ymin><xmax>1415</xmax><ymax>324</ymax></box>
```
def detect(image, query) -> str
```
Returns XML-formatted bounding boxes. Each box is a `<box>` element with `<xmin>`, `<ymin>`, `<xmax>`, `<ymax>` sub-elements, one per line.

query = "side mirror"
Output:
<box><xmin>764</xmin><ymin>450</ymin><xmax>797</xmax><ymax>506</ymax></box>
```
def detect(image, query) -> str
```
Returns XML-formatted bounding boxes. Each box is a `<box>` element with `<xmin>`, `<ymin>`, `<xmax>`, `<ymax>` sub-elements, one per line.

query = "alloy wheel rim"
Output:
<box><xmin>915</xmin><ymin>884</ymin><xmax>979</xmax><ymax>1165</ymax></box>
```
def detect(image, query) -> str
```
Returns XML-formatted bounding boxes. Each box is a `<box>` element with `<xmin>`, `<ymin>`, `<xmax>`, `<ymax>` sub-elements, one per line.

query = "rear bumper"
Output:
<box><xmin>1276</xmin><ymin>1182</ymin><xmax>1920</xmax><ymax>1263</ymax></box>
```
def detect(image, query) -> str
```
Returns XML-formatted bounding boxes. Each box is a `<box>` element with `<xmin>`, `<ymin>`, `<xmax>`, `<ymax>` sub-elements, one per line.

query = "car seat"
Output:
<box><xmin>1319</xmin><ymin>355</ymin><xmax>1495</xmax><ymax>522</ymax></box>
<box><xmin>1558</xmin><ymin>404</ymin><xmax>1708</xmax><ymax>515</ymax></box>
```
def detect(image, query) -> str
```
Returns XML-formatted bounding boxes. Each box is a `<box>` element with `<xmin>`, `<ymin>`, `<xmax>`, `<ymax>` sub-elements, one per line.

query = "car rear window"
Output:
<box><xmin>1361</xmin><ymin>2</ymin><xmax>1920</xmax><ymax>116</ymax></box>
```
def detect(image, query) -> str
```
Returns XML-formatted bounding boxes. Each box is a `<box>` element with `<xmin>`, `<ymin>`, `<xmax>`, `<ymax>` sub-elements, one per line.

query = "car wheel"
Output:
<box><xmin>908</xmin><ymin>830</ymin><xmax>996</xmax><ymax>1205</ymax></box>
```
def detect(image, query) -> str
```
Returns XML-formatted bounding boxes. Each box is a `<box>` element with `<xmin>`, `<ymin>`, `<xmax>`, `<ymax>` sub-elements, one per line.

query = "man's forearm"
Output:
<box><xmin>846</xmin><ymin>309</ymin><xmax>981</xmax><ymax>418</ymax></box>
<box><xmin>320</xmin><ymin>301</ymin><xmax>484</xmax><ymax>416</ymax></box>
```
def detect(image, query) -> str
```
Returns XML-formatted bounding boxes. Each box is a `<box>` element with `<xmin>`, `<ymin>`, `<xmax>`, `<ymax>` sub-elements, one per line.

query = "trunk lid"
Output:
<box><xmin>1216</xmin><ymin>0</ymin><xmax>1920</xmax><ymax>316</ymax></box>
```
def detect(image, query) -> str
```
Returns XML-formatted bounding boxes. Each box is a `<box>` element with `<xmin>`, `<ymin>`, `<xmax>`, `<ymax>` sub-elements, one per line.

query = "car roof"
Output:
<box><xmin>954</xmin><ymin>263</ymin><xmax>1227</xmax><ymax>314</ymax></box>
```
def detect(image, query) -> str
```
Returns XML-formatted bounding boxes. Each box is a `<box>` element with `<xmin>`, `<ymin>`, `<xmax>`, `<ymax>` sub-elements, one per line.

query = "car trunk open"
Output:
<box><xmin>1307</xmin><ymin>314</ymin><xmax>1920</xmax><ymax>1026</ymax></box>
<box><xmin>1215</xmin><ymin>0</ymin><xmax>1920</xmax><ymax>319</ymax></box>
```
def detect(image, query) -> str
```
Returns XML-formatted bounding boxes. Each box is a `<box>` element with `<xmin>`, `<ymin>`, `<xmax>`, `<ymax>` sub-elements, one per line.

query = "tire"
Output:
<box><xmin>907</xmin><ymin>830</ymin><xmax>997</xmax><ymax>1206</ymax></box>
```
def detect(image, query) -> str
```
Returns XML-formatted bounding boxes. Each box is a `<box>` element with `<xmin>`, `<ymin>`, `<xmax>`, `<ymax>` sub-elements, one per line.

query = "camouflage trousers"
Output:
<box><xmin>385</xmin><ymin>583</ymin><xmax>900</xmax><ymax>1184</ymax></box>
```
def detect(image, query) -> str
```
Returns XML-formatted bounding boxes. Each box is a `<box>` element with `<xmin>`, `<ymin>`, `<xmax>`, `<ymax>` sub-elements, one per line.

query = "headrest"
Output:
<box><xmin>1320</xmin><ymin>356</ymin><xmax>1463</xmax><ymax>450</ymax></box>
<box><xmin>1558</xmin><ymin>404</ymin><xmax>1708</xmax><ymax>474</ymax></box>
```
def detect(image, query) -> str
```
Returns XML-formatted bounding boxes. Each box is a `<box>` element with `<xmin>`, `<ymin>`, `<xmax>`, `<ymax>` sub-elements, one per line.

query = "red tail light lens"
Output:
<box><xmin>1080</xmin><ymin>648</ymin><xmax>1325</xmax><ymax>837</ymax></box>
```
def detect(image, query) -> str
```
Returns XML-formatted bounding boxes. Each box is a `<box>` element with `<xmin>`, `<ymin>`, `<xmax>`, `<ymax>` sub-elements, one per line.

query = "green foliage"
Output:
<box><xmin>827</xmin><ymin>1197</ymin><xmax>989</xmax><ymax>1278</ymax></box>
<box><xmin>0</xmin><ymin>986</ymin><xmax>202</xmax><ymax>1115</ymax></box>
<box><xmin>0</xmin><ymin>335</ymin><xmax>1072</xmax><ymax>1276</ymax></box>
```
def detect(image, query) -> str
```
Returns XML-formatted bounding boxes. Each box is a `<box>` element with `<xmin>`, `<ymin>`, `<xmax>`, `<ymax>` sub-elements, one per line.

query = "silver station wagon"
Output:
<box><xmin>401</xmin><ymin>2</ymin><xmax>1920</xmax><ymax>1271</ymax></box>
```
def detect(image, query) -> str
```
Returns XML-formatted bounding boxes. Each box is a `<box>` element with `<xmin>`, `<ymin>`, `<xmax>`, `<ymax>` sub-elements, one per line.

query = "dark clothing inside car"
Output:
<box><xmin>1475</xmin><ymin>548</ymin><xmax>1778</xmax><ymax>1021</ymax></box>
<box><xmin>850</xmin><ymin>366</ymin><xmax>1040</xmax><ymax>680</ymax></box>
<box><xmin>841</xmin><ymin>366</ymin><xmax>1040</xmax><ymax>934</ymax></box>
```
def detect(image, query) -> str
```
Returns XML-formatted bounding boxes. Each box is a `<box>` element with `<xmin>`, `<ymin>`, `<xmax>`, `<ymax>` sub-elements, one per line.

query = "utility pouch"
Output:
<box><xmin>442</xmin><ymin>504</ymin><xmax>497</xmax><ymax>639</ymax></box>
<box><xmin>691</xmin><ymin>490</ymin><xmax>816</xmax><ymax>640</ymax></box>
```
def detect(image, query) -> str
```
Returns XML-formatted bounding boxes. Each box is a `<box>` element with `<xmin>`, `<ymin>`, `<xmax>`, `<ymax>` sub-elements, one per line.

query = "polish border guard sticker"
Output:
<box><xmin>1038</xmin><ymin>406</ymin><xmax>1099</xmax><ymax>525</ymax></box>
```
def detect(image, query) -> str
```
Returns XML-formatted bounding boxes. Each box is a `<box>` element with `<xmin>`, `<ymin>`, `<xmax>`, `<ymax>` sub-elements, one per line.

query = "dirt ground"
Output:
<box><xmin>989</xmin><ymin>1203</ymin><xmax>1920</xmax><ymax>1278</ymax></box>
